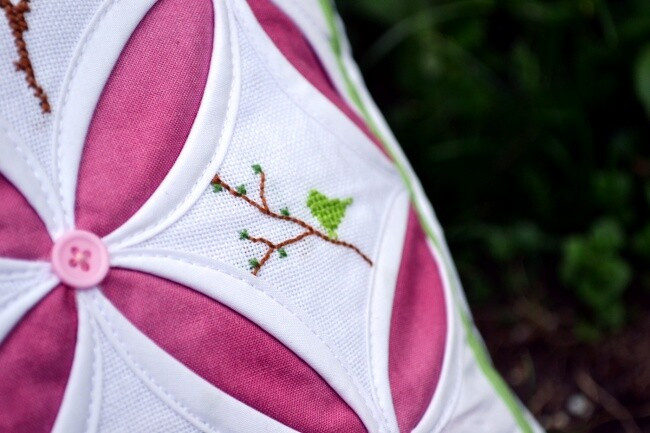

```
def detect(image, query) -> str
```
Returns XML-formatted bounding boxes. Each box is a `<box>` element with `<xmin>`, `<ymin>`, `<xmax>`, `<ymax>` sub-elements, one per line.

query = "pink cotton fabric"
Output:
<box><xmin>389</xmin><ymin>207</ymin><xmax>448</xmax><ymax>432</ymax></box>
<box><xmin>103</xmin><ymin>269</ymin><xmax>366</xmax><ymax>432</ymax></box>
<box><xmin>0</xmin><ymin>287</ymin><xmax>77</xmax><ymax>432</ymax></box>
<box><xmin>0</xmin><ymin>175</ymin><xmax>51</xmax><ymax>260</ymax></box>
<box><xmin>75</xmin><ymin>0</ymin><xmax>214</xmax><ymax>237</ymax></box>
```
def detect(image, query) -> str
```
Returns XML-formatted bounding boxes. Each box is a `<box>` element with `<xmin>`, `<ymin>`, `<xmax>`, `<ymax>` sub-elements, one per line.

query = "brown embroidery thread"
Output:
<box><xmin>212</xmin><ymin>168</ymin><xmax>373</xmax><ymax>276</ymax></box>
<box><xmin>1</xmin><ymin>0</ymin><xmax>50</xmax><ymax>113</ymax></box>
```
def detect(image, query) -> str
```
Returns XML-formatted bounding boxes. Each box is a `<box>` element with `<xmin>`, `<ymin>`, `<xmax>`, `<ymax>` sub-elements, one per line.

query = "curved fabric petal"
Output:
<box><xmin>100</xmin><ymin>268</ymin><xmax>366</xmax><ymax>433</ymax></box>
<box><xmin>366</xmin><ymin>190</ymin><xmax>410</xmax><ymax>433</ymax></box>
<box><xmin>0</xmin><ymin>174</ymin><xmax>52</xmax><ymax>260</ymax></box>
<box><xmin>0</xmin><ymin>286</ymin><xmax>77</xmax><ymax>433</ymax></box>
<box><xmin>247</xmin><ymin>0</ymin><xmax>387</xmax><ymax>154</ymax></box>
<box><xmin>74</xmin><ymin>0</ymin><xmax>214</xmax><ymax>237</ymax></box>
<box><xmin>389</xmin><ymin>208</ymin><xmax>448</xmax><ymax>433</ymax></box>
<box><xmin>51</xmin><ymin>291</ymin><xmax>101</xmax><ymax>433</ymax></box>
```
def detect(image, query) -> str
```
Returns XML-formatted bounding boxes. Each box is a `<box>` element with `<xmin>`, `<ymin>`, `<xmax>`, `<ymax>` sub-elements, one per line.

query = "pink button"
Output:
<box><xmin>51</xmin><ymin>230</ymin><xmax>110</xmax><ymax>289</ymax></box>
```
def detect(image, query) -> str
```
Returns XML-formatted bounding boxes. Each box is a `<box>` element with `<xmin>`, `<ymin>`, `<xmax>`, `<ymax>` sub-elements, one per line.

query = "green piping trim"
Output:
<box><xmin>317</xmin><ymin>0</ymin><xmax>440</xmax><ymax>252</ymax></box>
<box><xmin>317</xmin><ymin>1</ymin><xmax>534</xmax><ymax>431</ymax></box>
<box><xmin>462</xmin><ymin>310</ymin><xmax>534</xmax><ymax>433</ymax></box>
<box><xmin>318</xmin><ymin>0</ymin><xmax>372</xmax><ymax>125</ymax></box>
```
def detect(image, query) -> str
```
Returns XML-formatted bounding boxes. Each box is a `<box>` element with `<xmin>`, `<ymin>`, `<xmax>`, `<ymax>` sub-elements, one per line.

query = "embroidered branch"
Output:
<box><xmin>1</xmin><ymin>0</ymin><xmax>50</xmax><ymax>113</ymax></box>
<box><xmin>212</xmin><ymin>165</ymin><xmax>373</xmax><ymax>276</ymax></box>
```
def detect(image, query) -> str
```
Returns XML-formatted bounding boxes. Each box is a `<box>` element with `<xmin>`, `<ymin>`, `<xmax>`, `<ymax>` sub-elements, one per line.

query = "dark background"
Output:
<box><xmin>335</xmin><ymin>0</ymin><xmax>650</xmax><ymax>431</ymax></box>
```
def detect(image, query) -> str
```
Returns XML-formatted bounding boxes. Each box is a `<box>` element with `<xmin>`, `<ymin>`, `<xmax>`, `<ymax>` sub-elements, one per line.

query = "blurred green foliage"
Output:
<box><xmin>336</xmin><ymin>0</ymin><xmax>650</xmax><ymax>337</ymax></box>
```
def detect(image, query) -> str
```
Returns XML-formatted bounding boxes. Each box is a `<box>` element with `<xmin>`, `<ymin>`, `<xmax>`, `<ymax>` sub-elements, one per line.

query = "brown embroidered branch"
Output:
<box><xmin>212</xmin><ymin>168</ymin><xmax>372</xmax><ymax>276</ymax></box>
<box><xmin>1</xmin><ymin>0</ymin><xmax>50</xmax><ymax>113</ymax></box>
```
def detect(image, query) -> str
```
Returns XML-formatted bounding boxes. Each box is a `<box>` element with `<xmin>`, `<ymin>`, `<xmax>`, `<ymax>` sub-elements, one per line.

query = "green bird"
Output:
<box><xmin>306</xmin><ymin>190</ymin><xmax>353</xmax><ymax>239</ymax></box>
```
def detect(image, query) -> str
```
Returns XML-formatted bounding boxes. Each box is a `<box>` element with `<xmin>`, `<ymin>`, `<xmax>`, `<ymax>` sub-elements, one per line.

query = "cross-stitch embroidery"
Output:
<box><xmin>211</xmin><ymin>164</ymin><xmax>373</xmax><ymax>275</ymax></box>
<box><xmin>1</xmin><ymin>0</ymin><xmax>50</xmax><ymax>113</ymax></box>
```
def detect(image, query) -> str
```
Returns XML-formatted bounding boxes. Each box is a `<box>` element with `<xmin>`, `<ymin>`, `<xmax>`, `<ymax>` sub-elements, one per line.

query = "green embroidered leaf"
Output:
<box><xmin>306</xmin><ymin>190</ymin><xmax>353</xmax><ymax>239</ymax></box>
<box><xmin>280</xmin><ymin>207</ymin><xmax>290</xmax><ymax>216</ymax></box>
<box><xmin>252</xmin><ymin>164</ymin><xmax>263</xmax><ymax>174</ymax></box>
<box><xmin>236</xmin><ymin>184</ymin><xmax>247</xmax><ymax>195</ymax></box>
<box><xmin>278</xmin><ymin>248</ymin><xmax>288</xmax><ymax>258</ymax></box>
<box><xmin>212</xmin><ymin>182</ymin><xmax>223</xmax><ymax>193</ymax></box>
<box><xmin>239</xmin><ymin>229</ymin><xmax>249</xmax><ymax>240</ymax></box>
<box><xmin>249</xmin><ymin>258</ymin><xmax>260</xmax><ymax>269</ymax></box>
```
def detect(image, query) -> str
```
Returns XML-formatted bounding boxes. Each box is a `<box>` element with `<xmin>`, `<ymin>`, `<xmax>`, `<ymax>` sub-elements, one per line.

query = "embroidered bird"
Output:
<box><xmin>306</xmin><ymin>190</ymin><xmax>353</xmax><ymax>239</ymax></box>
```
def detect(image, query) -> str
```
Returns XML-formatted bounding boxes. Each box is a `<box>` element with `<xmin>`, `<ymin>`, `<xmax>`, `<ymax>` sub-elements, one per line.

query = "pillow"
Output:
<box><xmin>0</xmin><ymin>0</ymin><xmax>542</xmax><ymax>432</ymax></box>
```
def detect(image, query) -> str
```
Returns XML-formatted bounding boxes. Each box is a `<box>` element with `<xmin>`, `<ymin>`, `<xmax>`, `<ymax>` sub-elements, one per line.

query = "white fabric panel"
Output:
<box><xmin>367</xmin><ymin>190</ymin><xmax>410</xmax><ymax>433</ymax></box>
<box><xmin>95</xmin><ymin>332</ymin><xmax>199</xmax><ymax>433</ymax></box>
<box><xmin>0</xmin><ymin>273</ymin><xmax>58</xmax><ymax>344</ymax></box>
<box><xmin>0</xmin><ymin>0</ymin><xmax>103</xmax><ymax>178</ymax></box>
<box><xmin>0</xmin><ymin>116</ymin><xmax>65</xmax><ymax>237</ymax></box>
<box><xmin>438</xmin><ymin>335</ymin><xmax>520</xmax><ymax>433</ymax></box>
<box><xmin>0</xmin><ymin>257</ymin><xmax>50</xmax><ymax>280</ymax></box>
<box><xmin>52</xmin><ymin>293</ymin><xmax>102</xmax><ymax>433</ymax></box>
<box><xmin>0</xmin><ymin>259</ymin><xmax>51</xmax><ymax>310</ymax></box>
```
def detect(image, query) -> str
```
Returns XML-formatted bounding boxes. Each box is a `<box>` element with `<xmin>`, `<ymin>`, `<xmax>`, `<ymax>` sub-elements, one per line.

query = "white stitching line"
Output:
<box><xmin>0</xmin><ymin>276</ymin><xmax>56</xmax><ymax>312</ymax></box>
<box><xmin>55</xmin><ymin>0</ymin><xmax>121</xmax><ymax>226</ymax></box>
<box><xmin>0</xmin><ymin>268</ymin><xmax>48</xmax><ymax>280</ymax></box>
<box><xmin>366</xmin><ymin>188</ymin><xmax>405</xmax><ymax>431</ymax></box>
<box><xmin>0</xmin><ymin>277</ymin><xmax>57</xmax><ymax>342</ymax></box>
<box><xmin>109</xmin><ymin>3</ymin><xmax>238</xmax><ymax>249</ymax></box>
<box><xmin>0</xmin><ymin>288</ymin><xmax>37</xmax><ymax>312</ymax></box>
<box><xmin>90</xmin><ymin>292</ymin><xmax>221</xmax><ymax>433</ymax></box>
<box><xmin>84</xmin><ymin>316</ymin><xmax>100</xmax><ymax>433</ymax></box>
<box><xmin>0</xmin><ymin>273</ymin><xmax>50</xmax><ymax>309</ymax></box>
<box><xmin>114</xmin><ymin>250</ymin><xmax>378</xmax><ymax>426</ymax></box>
<box><xmin>0</xmin><ymin>122</ymin><xmax>59</xmax><ymax>233</ymax></box>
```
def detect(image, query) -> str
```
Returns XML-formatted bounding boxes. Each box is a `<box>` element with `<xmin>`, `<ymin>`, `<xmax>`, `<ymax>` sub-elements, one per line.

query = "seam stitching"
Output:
<box><xmin>83</xmin><ymin>318</ymin><xmax>99</xmax><ymax>433</ymax></box>
<box><xmin>366</xmin><ymin>187</ymin><xmax>405</xmax><ymax>432</ymax></box>
<box><xmin>0</xmin><ymin>122</ymin><xmax>59</xmax><ymax>233</ymax></box>
<box><xmin>91</xmin><ymin>292</ymin><xmax>221</xmax><ymax>433</ymax></box>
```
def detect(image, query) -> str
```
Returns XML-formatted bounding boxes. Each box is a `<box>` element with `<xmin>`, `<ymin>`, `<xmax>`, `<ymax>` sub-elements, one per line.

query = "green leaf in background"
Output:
<box><xmin>634</xmin><ymin>44</ymin><xmax>650</xmax><ymax>116</ymax></box>
<box><xmin>561</xmin><ymin>219</ymin><xmax>631</xmax><ymax>331</ymax></box>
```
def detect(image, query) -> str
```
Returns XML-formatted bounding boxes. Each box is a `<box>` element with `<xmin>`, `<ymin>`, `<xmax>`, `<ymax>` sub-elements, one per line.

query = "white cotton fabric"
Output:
<box><xmin>0</xmin><ymin>0</ymin><xmax>103</xmax><ymax>178</ymax></box>
<box><xmin>0</xmin><ymin>269</ymin><xmax>49</xmax><ymax>311</ymax></box>
<box><xmin>96</xmin><ymin>329</ymin><xmax>200</xmax><ymax>433</ymax></box>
